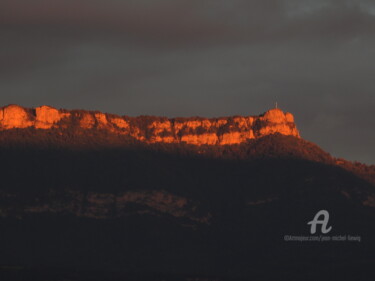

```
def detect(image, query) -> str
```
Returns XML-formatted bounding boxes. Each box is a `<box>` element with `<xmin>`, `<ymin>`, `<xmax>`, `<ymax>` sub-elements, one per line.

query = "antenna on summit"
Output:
<box><xmin>275</xmin><ymin>102</ymin><xmax>278</xmax><ymax>109</ymax></box>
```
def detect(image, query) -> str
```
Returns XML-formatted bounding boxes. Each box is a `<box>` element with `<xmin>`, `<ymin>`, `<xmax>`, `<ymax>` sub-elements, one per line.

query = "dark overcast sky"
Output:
<box><xmin>0</xmin><ymin>0</ymin><xmax>374</xmax><ymax>163</ymax></box>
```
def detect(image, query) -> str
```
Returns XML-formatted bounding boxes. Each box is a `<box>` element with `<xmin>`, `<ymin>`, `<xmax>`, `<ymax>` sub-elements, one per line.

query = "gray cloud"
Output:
<box><xmin>0</xmin><ymin>0</ymin><xmax>374</xmax><ymax>163</ymax></box>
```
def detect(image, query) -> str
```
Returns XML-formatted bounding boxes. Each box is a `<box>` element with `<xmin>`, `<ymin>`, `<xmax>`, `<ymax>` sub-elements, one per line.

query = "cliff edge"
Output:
<box><xmin>0</xmin><ymin>104</ymin><xmax>299</xmax><ymax>145</ymax></box>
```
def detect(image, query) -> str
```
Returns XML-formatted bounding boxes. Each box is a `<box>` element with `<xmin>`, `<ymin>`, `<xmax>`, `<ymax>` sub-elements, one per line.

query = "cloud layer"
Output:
<box><xmin>1</xmin><ymin>0</ymin><xmax>375</xmax><ymax>163</ymax></box>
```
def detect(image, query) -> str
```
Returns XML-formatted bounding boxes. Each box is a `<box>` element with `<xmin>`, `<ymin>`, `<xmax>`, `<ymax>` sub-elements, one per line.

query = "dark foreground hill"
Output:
<box><xmin>0</xmin><ymin>130</ymin><xmax>374</xmax><ymax>281</ymax></box>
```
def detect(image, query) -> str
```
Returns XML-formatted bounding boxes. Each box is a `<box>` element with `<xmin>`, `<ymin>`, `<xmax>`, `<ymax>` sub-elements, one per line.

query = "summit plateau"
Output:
<box><xmin>0</xmin><ymin>104</ymin><xmax>299</xmax><ymax>145</ymax></box>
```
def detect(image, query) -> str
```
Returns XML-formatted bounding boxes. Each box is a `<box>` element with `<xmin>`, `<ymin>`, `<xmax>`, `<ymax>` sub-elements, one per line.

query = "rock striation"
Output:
<box><xmin>0</xmin><ymin>104</ymin><xmax>300</xmax><ymax>145</ymax></box>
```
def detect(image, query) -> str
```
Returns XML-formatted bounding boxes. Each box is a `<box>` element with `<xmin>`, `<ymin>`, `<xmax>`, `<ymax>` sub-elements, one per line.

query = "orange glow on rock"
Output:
<box><xmin>0</xmin><ymin>105</ymin><xmax>300</xmax><ymax>144</ymax></box>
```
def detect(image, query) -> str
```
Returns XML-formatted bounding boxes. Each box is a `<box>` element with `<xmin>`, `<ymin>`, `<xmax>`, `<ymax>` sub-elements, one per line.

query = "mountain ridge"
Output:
<box><xmin>0</xmin><ymin>104</ymin><xmax>299</xmax><ymax>145</ymax></box>
<box><xmin>1</xmin><ymin>106</ymin><xmax>375</xmax><ymax>280</ymax></box>
<box><xmin>0</xmin><ymin>104</ymin><xmax>373</xmax><ymax>185</ymax></box>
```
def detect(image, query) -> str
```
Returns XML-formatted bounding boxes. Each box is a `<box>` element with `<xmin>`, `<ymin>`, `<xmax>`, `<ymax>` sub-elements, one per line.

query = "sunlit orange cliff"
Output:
<box><xmin>0</xmin><ymin>104</ymin><xmax>299</xmax><ymax>145</ymax></box>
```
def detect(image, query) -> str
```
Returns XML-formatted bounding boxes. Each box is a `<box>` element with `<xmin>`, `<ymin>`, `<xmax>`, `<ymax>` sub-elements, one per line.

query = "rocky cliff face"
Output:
<box><xmin>0</xmin><ymin>104</ymin><xmax>299</xmax><ymax>145</ymax></box>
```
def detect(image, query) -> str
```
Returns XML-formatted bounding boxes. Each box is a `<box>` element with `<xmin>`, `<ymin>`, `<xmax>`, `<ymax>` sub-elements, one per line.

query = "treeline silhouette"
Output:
<box><xmin>0</xmin><ymin>128</ymin><xmax>373</xmax><ymax>185</ymax></box>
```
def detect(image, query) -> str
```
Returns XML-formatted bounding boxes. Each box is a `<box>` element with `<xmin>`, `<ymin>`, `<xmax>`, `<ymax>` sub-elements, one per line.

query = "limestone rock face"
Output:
<box><xmin>219</xmin><ymin>131</ymin><xmax>254</xmax><ymax>145</ymax></box>
<box><xmin>0</xmin><ymin>105</ymin><xmax>33</xmax><ymax>129</ymax></box>
<box><xmin>79</xmin><ymin>113</ymin><xmax>96</xmax><ymax>129</ymax></box>
<box><xmin>233</xmin><ymin>116</ymin><xmax>254</xmax><ymax>129</ymax></box>
<box><xmin>262</xmin><ymin>108</ymin><xmax>287</xmax><ymax>124</ymax></box>
<box><xmin>109</xmin><ymin>117</ymin><xmax>129</xmax><ymax>130</ymax></box>
<box><xmin>0</xmin><ymin>105</ymin><xmax>300</xmax><ymax>145</ymax></box>
<box><xmin>147</xmin><ymin>120</ymin><xmax>174</xmax><ymax>143</ymax></box>
<box><xmin>254</xmin><ymin>108</ymin><xmax>299</xmax><ymax>138</ymax></box>
<box><xmin>285</xmin><ymin>112</ymin><xmax>294</xmax><ymax>123</ymax></box>
<box><xmin>180</xmin><ymin>133</ymin><xmax>218</xmax><ymax>145</ymax></box>
<box><xmin>35</xmin><ymin>105</ymin><xmax>69</xmax><ymax>129</ymax></box>
<box><xmin>94</xmin><ymin>113</ymin><xmax>108</xmax><ymax>127</ymax></box>
<box><xmin>257</xmin><ymin>123</ymin><xmax>299</xmax><ymax>138</ymax></box>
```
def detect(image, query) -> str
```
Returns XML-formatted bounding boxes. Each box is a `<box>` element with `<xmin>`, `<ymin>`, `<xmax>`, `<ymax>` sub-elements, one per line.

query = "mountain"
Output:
<box><xmin>0</xmin><ymin>105</ymin><xmax>374</xmax><ymax>281</ymax></box>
